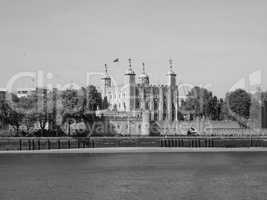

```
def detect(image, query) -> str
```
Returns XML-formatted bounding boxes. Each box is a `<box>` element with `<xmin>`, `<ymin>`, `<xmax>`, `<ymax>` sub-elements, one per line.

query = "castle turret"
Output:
<box><xmin>139</xmin><ymin>62</ymin><xmax>149</xmax><ymax>86</ymax></box>
<box><xmin>167</xmin><ymin>59</ymin><xmax>176</xmax><ymax>87</ymax></box>
<box><xmin>167</xmin><ymin>59</ymin><xmax>176</xmax><ymax>121</ymax></box>
<box><xmin>102</xmin><ymin>64</ymin><xmax>111</xmax><ymax>97</ymax></box>
<box><xmin>149</xmin><ymin>86</ymin><xmax>155</xmax><ymax>120</ymax></box>
<box><xmin>124</xmin><ymin>58</ymin><xmax>136</xmax><ymax>112</ymax></box>
<box><xmin>158</xmin><ymin>86</ymin><xmax>164</xmax><ymax>121</ymax></box>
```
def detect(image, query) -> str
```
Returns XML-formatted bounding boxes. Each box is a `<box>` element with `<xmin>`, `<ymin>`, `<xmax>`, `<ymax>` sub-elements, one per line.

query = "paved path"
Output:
<box><xmin>1</xmin><ymin>147</ymin><xmax>267</xmax><ymax>154</ymax></box>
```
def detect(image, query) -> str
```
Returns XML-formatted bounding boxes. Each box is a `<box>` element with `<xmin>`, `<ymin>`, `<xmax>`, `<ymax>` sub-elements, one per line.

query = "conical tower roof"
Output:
<box><xmin>139</xmin><ymin>62</ymin><xmax>149</xmax><ymax>85</ymax></box>
<box><xmin>167</xmin><ymin>59</ymin><xmax>176</xmax><ymax>76</ymax></box>
<box><xmin>103</xmin><ymin>64</ymin><xmax>111</xmax><ymax>79</ymax></box>
<box><xmin>139</xmin><ymin>62</ymin><xmax>149</xmax><ymax>78</ymax></box>
<box><xmin>125</xmin><ymin>58</ymin><xmax>136</xmax><ymax>75</ymax></box>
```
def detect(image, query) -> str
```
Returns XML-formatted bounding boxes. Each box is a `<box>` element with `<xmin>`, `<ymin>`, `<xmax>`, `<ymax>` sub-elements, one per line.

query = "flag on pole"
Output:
<box><xmin>113</xmin><ymin>58</ymin><xmax>119</xmax><ymax>63</ymax></box>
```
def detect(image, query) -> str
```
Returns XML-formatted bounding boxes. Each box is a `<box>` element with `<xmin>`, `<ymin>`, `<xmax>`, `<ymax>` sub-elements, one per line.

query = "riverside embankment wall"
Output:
<box><xmin>1</xmin><ymin>136</ymin><xmax>267</xmax><ymax>151</ymax></box>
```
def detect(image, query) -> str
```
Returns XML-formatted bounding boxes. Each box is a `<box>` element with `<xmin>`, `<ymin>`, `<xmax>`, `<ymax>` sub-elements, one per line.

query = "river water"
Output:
<box><xmin>0</xmin><ymin>152</ymin><xmax>267</xmax><ymax>200</ymax></box>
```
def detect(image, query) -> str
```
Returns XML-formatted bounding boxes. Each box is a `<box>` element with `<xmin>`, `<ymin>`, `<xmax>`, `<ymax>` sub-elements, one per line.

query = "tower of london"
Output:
<box><xmin>100</xmin><ymin>59</ymin><xmax>180</xmax><ymax>136</ymax></box>
<box><xmin>102</xmin><ymin>58</ymin><xmax>179</xmax><ymax>121</ymax></box>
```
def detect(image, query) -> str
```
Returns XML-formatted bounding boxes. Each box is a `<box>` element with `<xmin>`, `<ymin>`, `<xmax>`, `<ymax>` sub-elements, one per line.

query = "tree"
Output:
<box><xmin>61</xmin><ymin>89</ymin><xmax>79</xmax><ymax>112</ymax></box>
<box><xmin>0</xmin><ymin>101</ymin><xmax>10</xmax><ymax>125</ymax></box>
<box><xmin>0</xmin><ymin>99</ymin><xmax>25</xmax><ymax>135</ymax></box>
<box><xmin>180</xmin><ymin>86</ymin><xmax>225</xmax><ymax>121</ymax></box>
<box><xmin>182</xmin><ymin>87</ymin><xmax>213</xmax><ymax>119</ymax></box>
<box><xmin>22</xmin><ymin>112</ymin><xmax>36</xmax><ymax>133</ymax></box>
<box><xmin>102</xmin><ymin>96</ymin><xmax>109</xmax><ymax>110</ymax></box>
<box><xmin>226</xmin><ymin>89</ymin><xmax>251</xmax><ymax>127</ymax></box>
<box><xmin>14</xmin><ymin>95</ymin><xmax>37</xmax><ymax>134</ymax></box>
<box><xmin>7</xmin><ymin>109</ymin><xmax>24</xmax><ymax>135</ymax></box>
<box><xmin>217</xmin><ymin>98</ymin><xmax>224</xmax><ymax>120</ymax></box>
<box><xmin>60</xmin><ymin>85</ymin><xmax>104</xmax><ymax>136</ymax></box>
<box><xmin>86</xmin><ymin>85</ymin><xmax>103</xmax><ymax>111</ymax></box>
<box><xmin>35</xmin><ymin>112</ymin><xmax>48</xmax><ymax>135</ymax></box>
<box><xmin>209</xmin><ymin>96</ymin><xmax>224</xmax><ymax>120</ymax></box>
<box><xmin>16</xmin><ymin>96</ymin><xmax>36</xmax><ymax>111</ymax></box>
<box><xmin>61</xmin><ymin>88</ymin><xmax>83</xmax><ymax>135</ymax></box>
<box><xmin>209</xmin><ymin>96</ymin><xmax>218</xmax><ymax>120</ymax></box>
<box><xmin>82</xmin><ymin>86</ymin><xmax>104</xmax><ymax>136</ymax></box>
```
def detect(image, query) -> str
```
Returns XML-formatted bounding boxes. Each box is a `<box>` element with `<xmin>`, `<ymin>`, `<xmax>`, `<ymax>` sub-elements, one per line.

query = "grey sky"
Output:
<box><xmin>0</xmin><ymin>0</ymin><xmax>266</xmax><ymax>97</ymax></box>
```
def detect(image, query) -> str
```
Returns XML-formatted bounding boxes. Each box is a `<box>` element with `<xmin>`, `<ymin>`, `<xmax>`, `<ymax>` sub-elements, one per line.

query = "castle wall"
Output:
<box><xmin>107</xmin><ymin>118</ymin><xmax>143</xmax><ymax>136</ymax></box>
<box><xmin>104</xmin><ymin>83</ymin><xmax>179</xmax><ymax>122</ymax></box>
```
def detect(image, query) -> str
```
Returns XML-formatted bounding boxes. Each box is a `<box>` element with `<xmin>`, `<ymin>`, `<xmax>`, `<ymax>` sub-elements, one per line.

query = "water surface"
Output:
<box><xmin>0</xmin><ymin>152</ymin><xmax>267</xmax><ymax>200</ymax></box>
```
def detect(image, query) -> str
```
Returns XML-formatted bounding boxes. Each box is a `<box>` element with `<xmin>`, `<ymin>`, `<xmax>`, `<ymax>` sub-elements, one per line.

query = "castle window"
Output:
<box><xmin>113</xmin><ymin>104</ymin><xmax>117</xmax><ymax>111</ymax></box>
<box><xmin>136</xmin><ymin>89</ymin><xmax>139</xmax><ymax>96</ymax></box>
<box><xmin>163</xmin><ymin>111</ymin><xmax>167</xmax><ymax>120</ymax></box>
<box><xmin>172</xmin><ymin>103</ymin><xmax>175</xmax><ymax>120</ymax></box>
<box><xmin>154</xmin><ymin>113</ymin><xmax>158</xmax><ymax>121</ymax></box>
<box><xmin>136</xmin><ymin>99</ymin><xmax>140</xmax><ymax>109</ymax></box>
<box><xmin>154</xmin><ymin>99</ymin><xmax>158</xmax><ymax>110</ymax></box>
<box><xmin>163</xmin><ymin>102</ymin><xmax>167</xmax><ymax>109</ymax></box>
<box><xmin>145</xmin><ymin>102</ymin><xmax>149</xmax><ymax>110</ymax></box>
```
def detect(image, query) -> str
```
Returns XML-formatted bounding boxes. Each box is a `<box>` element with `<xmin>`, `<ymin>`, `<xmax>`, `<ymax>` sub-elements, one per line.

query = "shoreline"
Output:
<box><xmin>1</xmin><ymin>147</ymin><xmax>267</xmax><ymax>154</ymax></box>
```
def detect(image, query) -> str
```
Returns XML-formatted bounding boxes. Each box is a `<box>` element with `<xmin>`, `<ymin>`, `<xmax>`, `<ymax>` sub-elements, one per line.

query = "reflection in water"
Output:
<box><xmin>0</xmin><ymin>152</ymin><xmax>267</xmax><ymax>200</ymax></box>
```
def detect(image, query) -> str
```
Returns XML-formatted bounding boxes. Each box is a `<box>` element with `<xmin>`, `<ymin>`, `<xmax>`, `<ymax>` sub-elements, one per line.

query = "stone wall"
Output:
<box><xmin>2</xmin><ymin>136</ymin><xmax>267</xmax><ymax>151</ymax></box>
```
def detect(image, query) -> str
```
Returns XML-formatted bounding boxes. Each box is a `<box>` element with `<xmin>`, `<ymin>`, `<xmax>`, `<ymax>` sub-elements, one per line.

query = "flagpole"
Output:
<box><xmin>112</xmin><ymin>58</ymin><xmax>120</xmax><ymax>103</ymax></box>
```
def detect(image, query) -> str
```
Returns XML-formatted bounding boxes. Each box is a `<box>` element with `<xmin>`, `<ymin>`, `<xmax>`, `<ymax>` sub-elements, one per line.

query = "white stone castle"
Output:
<box><xmin>102</xmin><ymin>58</ymin><xmax>179</xmax><ymax>121</ymax></box>
<box><xmin>99</xmin><ymin>59</ymin><xmax>180</xmax><ymax>136</ymax></box>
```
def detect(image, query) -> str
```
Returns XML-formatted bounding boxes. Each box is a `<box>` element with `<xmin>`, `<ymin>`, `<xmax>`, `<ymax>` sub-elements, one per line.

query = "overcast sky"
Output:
<box><xmin>0</xmin><ymin>0</ymin><xmax>266</xmax><ymax>97</ymax></box>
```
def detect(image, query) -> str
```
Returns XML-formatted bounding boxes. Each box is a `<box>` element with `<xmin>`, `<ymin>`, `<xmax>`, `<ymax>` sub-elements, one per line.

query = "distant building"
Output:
<box><xmin>0</xmin><ymin>89</ymin><xmax>7</xmax><ymax>101</ymax></box>
<box><xmin>16</xmin><ymin>88</ymin><xmax>36</xmax><ymax>98</ymax></box>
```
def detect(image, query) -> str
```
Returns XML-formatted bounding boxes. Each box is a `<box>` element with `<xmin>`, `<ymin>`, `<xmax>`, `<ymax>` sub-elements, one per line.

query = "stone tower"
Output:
<box><xmin>167</xmin><ymin>59</ymin><xmax>176</xmax><ymax>121</ymax></box>
<box><xmin>139</xmin><ymin>62</ymin><xmax>149</xmax><ymax>86</ymax></box>
<box><xmin>124</xmin><ymin>58</ymin><xmax>136</xmax><ymax>112</ymax></box>
<box><xmin>102</xmin><ymin>64</ymin><xmax>111</xmax><ymax>97</ymax></box>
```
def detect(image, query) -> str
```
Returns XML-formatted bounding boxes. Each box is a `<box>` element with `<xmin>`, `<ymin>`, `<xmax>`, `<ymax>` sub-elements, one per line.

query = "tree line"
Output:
<box><xmin>0</xmin><ymin>85</ymin><xmax>108</xmax><ymax>136</ymax></box>
<box><xmin>1</xmin><ymin>85</ymin><xmax>266</xmax><ymax>136</ymax></box>
<box><xmin>179</xmin><ymin>86</ymin><xmax>267</xmax><ymax>128</ymax></box>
